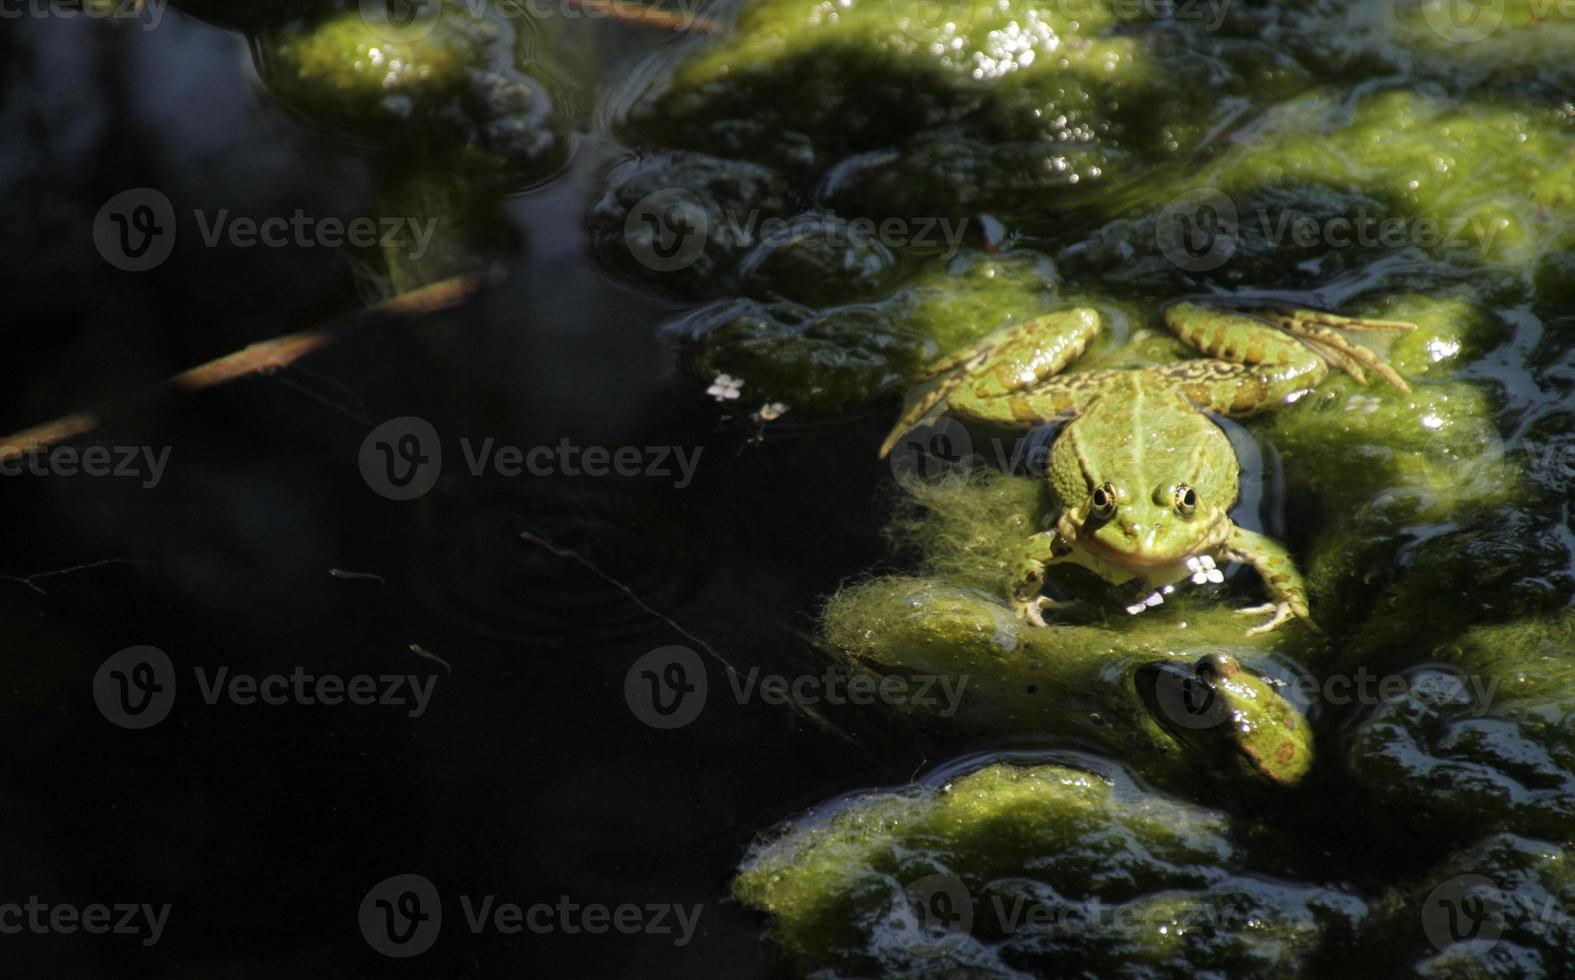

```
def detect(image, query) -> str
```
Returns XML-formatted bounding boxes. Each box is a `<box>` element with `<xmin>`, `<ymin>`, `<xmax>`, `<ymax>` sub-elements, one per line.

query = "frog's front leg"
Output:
<box><xmin>1009</xmin><ymin>528</ymin><xmax>1076</xmax><ymax>627</ymax></box>
<box><xmin>879</xmin><ymin>308</ymin><xmax>1102</xmax><ymax>458</ymax></box>
<box><xmin>1215</xmin><ymin>525</ymin><xmax>1318</xmax><ymax>636</ymax></box>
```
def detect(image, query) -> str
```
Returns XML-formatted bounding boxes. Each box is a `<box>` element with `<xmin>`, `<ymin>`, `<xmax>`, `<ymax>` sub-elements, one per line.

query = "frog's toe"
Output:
<box><xmin>1017</xmin><ymin>598</ymin><xmax>1050</xmax><ymax>628</ymax></box>
<box><xmin>1013</xmin><ymin>595</ymin><xmax>1069</xmax><ymax>629</ymax></box>
<box><xmin>1241</xmin><ymin>602</ymin><xmax>1295</xmax><ymax>636</ymax></box>
<box><xmin>1264</xmin><ymin>308</ymin><xmax>1415</xmax><ymax>393</ymax></box>
<box><xmin>1239</xmin><ymin>601</ymin><xmax>1320</xmax><ymax>636</ymax></box>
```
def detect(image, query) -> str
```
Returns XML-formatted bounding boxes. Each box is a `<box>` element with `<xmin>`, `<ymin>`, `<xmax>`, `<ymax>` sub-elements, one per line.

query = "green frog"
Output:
<box><xmin>880</xmin><ymin>302</ymin><xmax>1414</xmax><ymax>635</ymax></box>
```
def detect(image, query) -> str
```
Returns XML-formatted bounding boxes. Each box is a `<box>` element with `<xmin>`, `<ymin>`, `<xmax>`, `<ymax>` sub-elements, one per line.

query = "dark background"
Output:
<box><xmin>0</xmin><ymin>8</ymin><xmax>936</xmax><ymax>975</ymax></box>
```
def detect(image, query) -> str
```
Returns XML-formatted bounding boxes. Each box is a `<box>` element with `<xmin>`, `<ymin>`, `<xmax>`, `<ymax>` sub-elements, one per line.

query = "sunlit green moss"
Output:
<box><xmin>1204</xmin><ymin>90</ymin><xmax>1575</xmax><ymax>269</ymax></box>
<box><xmin>1392</xmin><ymin>0</ymin><xmax>1575</xmax><ymax>95</ymax></box>
<box><xmin>734</xmin><ymin>761</ymin><xmax>1365</xmax><ymax>977</ymax></box>
<box><xmin>259</xmin><ymin>4</ymin><xmax>563</xmax><ymax>181</ymax></box>
<box><xmin>630</xmin><ymin>0</ymin><xmax>1308</xmax><ymax>181</ymax></box>
<box><xmin>823</xmin><ymin>470</ymin><xmax>1317</xmax><ymax>789</ymax></box>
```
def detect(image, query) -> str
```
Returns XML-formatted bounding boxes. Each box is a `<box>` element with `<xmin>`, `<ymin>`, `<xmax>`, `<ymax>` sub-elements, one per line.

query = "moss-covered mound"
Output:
<box><xmin>734</xmin><ymin>761</ymin><xmax>1366</xmax><ymax>978</ymax></box>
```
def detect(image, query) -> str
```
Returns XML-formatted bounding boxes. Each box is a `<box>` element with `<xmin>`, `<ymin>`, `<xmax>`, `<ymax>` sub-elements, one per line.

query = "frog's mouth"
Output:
<box><xmin>1079</xmin><ymin>532</ymin><xmax>1211</xmax><ymax>570</ymax></box>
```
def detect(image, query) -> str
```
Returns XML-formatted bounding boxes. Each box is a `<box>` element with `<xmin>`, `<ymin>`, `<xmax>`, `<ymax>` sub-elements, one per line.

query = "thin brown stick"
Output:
<box><xmin>565</xmin><ymin>0</ymin><xmax>721</xmax><ymax>32</ymax></box>
<box><xmin>0</xmin><ymin>271</ymin><xmax>487</xmax><ymax>463</ymax></box>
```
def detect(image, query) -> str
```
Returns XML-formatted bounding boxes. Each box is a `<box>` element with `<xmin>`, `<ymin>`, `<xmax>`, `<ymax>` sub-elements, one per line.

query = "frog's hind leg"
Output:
<box><xmin>1256</xmin><ymin>306</ymin><xmax>1415</xmax><ymax>393</ymax></box>
<box><xmin>879</xmin><ymin>308</ymin><xmax>1101</xmax><ymax>458</ymax></box>
<box><xmin>1159</xmin><ymin>302</ymin><xmax>1415</xmax><ymax>416</ymax></box>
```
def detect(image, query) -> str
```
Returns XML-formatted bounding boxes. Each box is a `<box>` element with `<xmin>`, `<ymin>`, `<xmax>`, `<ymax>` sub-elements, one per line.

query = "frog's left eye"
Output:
<box><xmin>1175</xmin><ymin>484</ymin><xmax>1198</xmax><ymax>516</ymax></box>
<box><xmin>1091</xmin><ymin>483</ymin><xmax>1117</xmax><ymax>518</ymax></box>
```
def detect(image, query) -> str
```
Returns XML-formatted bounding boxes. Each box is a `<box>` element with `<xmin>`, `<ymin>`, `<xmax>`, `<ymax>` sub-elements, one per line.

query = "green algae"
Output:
<box><xmin>1387</xmin><ymin>833</ymin><xmax>1575</xmax><ymax>979</ymax></box>
<box><xmin>250</xmin><ymin>4</ymin><xmax>574</xmax><ymax>291</ymax></box>
<box><xmin>627</xmin><ymin>0</ymin><xmax>1303</xmax><ymax>179</ymax></box>
<box><xmin>590</xmin><ymin>151</ymin><xmax>798</xmax><ymax>298</ymax></box>
<box><xmin>257</xmin><ymin>4</ymin><xmax>565</xmax><ymax>183</ymax></box>
<box><xmin>211</xmin><ymin>0</ymin><xmax>1575</xmax><ymax>973</ymax></box>
<box><xmin>664</xmin><ymin>251</ymin><xmax>1058</xmax><ymax>416</ymax></box>
<box><xmin>614</xmin><ymin>84</ymin><xmax>1575</xmax><ymax>434</ymax></box>
<box><xmin>733</xmin><ymin>761</ymin><xmax>1365</xmax><ymax>978</ymax></box>
<box><xmin>822</xmin><ymin>470</ymin><xmax>1317</xmax><ymax>790</ymax></box>
<box><xmin>1349</xmin><ymin>612</ymin><xmax>1575</xmax><ymax>847</ymax></box>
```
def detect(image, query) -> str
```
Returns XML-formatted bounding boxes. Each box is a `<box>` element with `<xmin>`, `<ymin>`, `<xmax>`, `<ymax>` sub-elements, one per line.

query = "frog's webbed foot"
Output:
<box><xmin>1235</xmin><ymin>601</ymin><xmax>1317</xmax><ymax>636</ymax></box>
<box><xmin>1008</xmin><ymin>530</ymin><xmax>1075</xmax><ymax>630</ymax></box>
<box><xmin>1218</xmin><ymin>526</ymin><xmax>1319</xmax><ymax>637</ymax></box>
<box><xmin>1014</xmin><ymin>594</ymin><xmax>1079</xmax><ymax>628</ymax></box>
<box><xmin>1259</xmin><ymin>307</ymin><xmax>1416</xmax><ymax>394</ymax></box>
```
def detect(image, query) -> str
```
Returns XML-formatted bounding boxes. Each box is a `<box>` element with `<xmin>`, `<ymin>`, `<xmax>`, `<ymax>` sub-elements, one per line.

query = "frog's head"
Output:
<box><xmin>1051</xmin><ymin>405</ymin><xmax>1237</xmax><ymax>567</ymax></box>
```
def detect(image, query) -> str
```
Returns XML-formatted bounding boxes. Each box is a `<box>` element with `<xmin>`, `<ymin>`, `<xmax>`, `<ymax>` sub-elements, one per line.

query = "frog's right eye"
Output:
<box><xmin>1090</xmin><ymin>483</ymin><xmax>1117</xmax><ymax>518</ymax></box>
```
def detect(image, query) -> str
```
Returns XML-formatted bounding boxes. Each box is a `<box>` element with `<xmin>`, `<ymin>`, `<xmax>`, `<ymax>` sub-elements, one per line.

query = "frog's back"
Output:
<box><xmin>1047</xmin><ymin>374</ymin><xmax>1237</xmax><ymax>511</ymax></box>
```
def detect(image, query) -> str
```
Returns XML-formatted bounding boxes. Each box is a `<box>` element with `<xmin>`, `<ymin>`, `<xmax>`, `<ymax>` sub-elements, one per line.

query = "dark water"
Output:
<box><xmin>6</xmin><ymin>1</ymin><xmax>1575</xmax><ymax>976</ymax></box>
<box><xmin>0</xmin><ymin>8</ymin><xmax>922</xmax><ymax>976</ymax></box>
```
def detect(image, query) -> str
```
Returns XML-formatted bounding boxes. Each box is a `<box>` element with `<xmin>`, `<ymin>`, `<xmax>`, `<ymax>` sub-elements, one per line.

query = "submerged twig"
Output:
<box><xmin>409</xmin><ymin>643</ymin><xmax>453</xmax><ymax>675</ymax></box>
<box><xmin>519</xmin><ymin>528</ymin><xmax>740</xmax><ymax>677</ymax></box>
<box><xmin>0</xmin><ymin>271</ymin><xmax>488</xmax><ymax>463</ymax></box>
<box><xmin>565</xmin><ymin>0</ymin><xmax>721</xmax><ymax>32</ymax></box>
<box><xmin>329</xmin><ymin>568</ymin><xmax>389</xmax><ymax>585</ymax></box>
<box><xmin>2</xmin><ymin>558</ymin><xmax>162</xmax><ymax>594</ymax></box>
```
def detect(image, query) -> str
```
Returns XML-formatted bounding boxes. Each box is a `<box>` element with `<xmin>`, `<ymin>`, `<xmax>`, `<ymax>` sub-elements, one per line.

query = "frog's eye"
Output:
<box><xmin>1175</xmin><ymin>484</ymin><xmax>1198</xmax><ymax>516</ymax></box>
<box><xmin>1090</xmin><ymin>483</ymin><xmax>1117</xmax><ymax>518</ymax></box>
